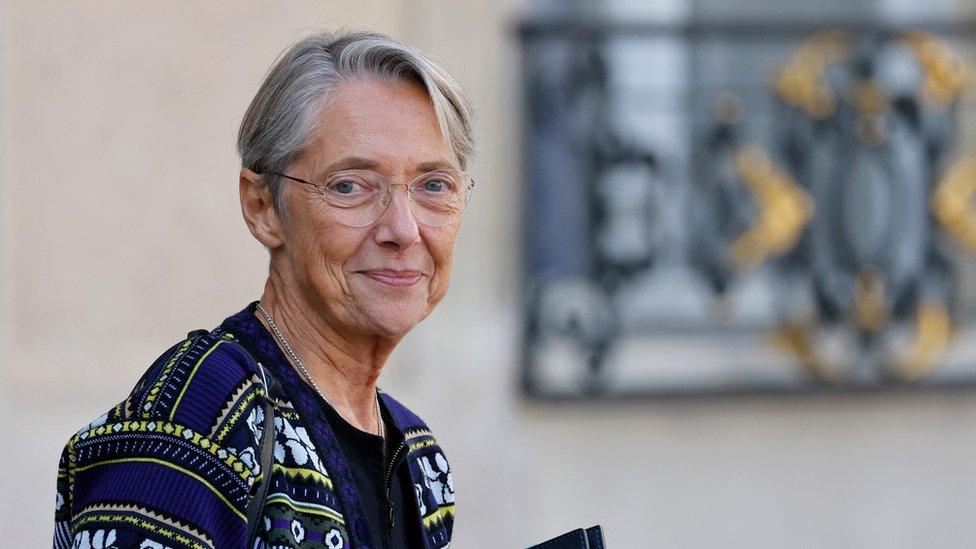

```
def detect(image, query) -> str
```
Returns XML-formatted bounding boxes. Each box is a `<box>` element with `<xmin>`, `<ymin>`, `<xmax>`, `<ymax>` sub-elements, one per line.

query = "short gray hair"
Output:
<box><xmin>237</xmin><ymin>31</ymin><xmax>476</xmax><ymax>214</ymax></box>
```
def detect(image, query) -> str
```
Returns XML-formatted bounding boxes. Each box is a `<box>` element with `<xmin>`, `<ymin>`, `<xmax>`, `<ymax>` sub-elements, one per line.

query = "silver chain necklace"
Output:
<box><xmin>256</xmin><ymin>302</ymin><xmax>385</xmax><ymax>443</ymax></box>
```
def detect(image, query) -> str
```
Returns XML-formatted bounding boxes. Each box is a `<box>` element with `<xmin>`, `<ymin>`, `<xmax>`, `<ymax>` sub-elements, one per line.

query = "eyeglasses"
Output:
<box><xmin>269</xmin><ymin>169</ymin><xmax>475</xmax><ymax>228</ymax></box>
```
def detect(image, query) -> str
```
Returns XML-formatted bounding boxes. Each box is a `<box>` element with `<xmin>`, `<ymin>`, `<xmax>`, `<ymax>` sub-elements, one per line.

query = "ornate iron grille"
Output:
<box><xmin>519</xmin><ymin>18</ymin><xmax>976</xmax><ymax>399</ymax></box>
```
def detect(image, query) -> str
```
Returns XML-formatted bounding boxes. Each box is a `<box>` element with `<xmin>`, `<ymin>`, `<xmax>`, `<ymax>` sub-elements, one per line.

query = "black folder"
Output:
<box><xmin>526</xmin><ymin>525</ymin><xmax>605</xmax><ymax>549</ymax></box>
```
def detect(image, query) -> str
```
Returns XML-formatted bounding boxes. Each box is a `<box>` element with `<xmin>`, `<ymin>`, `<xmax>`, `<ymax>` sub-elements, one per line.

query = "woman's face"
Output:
<box><xmin>277</xmin><ymin>77</ymin><xmax>462</xmax><ymax>340</ymax></box>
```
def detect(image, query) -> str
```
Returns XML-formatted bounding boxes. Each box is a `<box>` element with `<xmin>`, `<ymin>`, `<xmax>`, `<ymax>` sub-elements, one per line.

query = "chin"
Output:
<box><xmin>364</xmin><ymin>306</ymin><xmax>428</xmax><ymax>338</ymax></box>
<box><xmin>370</xmin><ymin>318</ymin><xmax>423</xmax><ymax>339</ymax></box>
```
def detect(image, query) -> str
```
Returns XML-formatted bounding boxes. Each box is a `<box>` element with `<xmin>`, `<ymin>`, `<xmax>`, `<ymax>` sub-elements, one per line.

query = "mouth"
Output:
<box><xmin>357</xmin><ymin>269</ymin><xmax>425</xmax><ymax>287</ymax></box>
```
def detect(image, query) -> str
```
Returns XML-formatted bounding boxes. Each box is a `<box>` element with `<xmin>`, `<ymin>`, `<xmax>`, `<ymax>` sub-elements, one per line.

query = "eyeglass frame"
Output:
<box><xmin>263</xmin><ymin>168</ymin><xmax>476</xmax><ymax>228</ymax></box>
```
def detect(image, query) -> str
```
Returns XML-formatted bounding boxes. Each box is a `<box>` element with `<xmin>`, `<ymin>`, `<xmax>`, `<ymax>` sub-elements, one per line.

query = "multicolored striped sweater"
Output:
<box><xmin>53</xmin><ymin>302</ymin><xmax>455</xmax><ymax>548</ymax></box>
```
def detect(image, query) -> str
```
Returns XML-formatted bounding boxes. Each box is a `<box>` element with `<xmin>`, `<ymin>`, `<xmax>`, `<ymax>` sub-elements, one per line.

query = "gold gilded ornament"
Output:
<box><xmin>932</xmin><ymin>156</ymin><xmax>976</xmax><ymax>252</ymax></box>
<box><xmin>852</xmin><ymin>266</ymin><xmax>888</xmax><ymax>332</ymax></box>
<box><xmin>901</xmin><ymin>31</ymin><xmax>971</xmax><ymax>108</ymax></box>
<box><xmin>731</xmin><ymin>147</ymin><xmax>815</xmax><ymax>271</ymax></box>
<box><xmin>774</xmin><ymin>30</ymin><xmax>853</xmax><ymax>119</ymax></box>
<box><xmin>894</xmin><ymin>300</ymin><xmax>953</xmax><ymax>381</ymax></box>
<box><xmin>768</xmin><ymin>319</ymin><xmax>842</xmax><ymax>384</ymax></box>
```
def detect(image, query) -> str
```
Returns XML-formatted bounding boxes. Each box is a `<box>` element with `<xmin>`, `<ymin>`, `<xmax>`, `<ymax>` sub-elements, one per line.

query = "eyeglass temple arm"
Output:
<box><xmin>267</xmin><ymin>171</ymin><xmax>318</xmax><ymax>188</ymax></box>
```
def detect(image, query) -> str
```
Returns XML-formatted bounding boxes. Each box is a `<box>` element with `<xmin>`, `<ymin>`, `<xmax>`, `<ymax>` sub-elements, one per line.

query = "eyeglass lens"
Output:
<box><xmin>321</xmin><ymin>170</ymin><xmax>472</xmax><ymax>228</ymax></box>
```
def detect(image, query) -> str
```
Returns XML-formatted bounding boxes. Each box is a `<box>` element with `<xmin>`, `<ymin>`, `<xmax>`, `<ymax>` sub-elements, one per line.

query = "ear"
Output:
<box><xmin>240</xmin><ymin>168</ymin><xmax>285</xmax><ymax>249</ymax></box>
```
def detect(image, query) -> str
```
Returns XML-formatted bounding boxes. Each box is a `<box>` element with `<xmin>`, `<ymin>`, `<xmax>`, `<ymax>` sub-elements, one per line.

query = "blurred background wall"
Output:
<box><xmin>3</xmin><ymin>1</ymin><xmax>976</xmax><ymax>548</ymax></box>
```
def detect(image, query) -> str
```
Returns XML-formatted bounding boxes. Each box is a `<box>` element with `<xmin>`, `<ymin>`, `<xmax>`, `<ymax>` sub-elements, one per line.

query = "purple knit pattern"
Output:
<box><xmin>221</xmin><ymin>302</ymin><xmax>374</xmax><ymax>549</ymax></box>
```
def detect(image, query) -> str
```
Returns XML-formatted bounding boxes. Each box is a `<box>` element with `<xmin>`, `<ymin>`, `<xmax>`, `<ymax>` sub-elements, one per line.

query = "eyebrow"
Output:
<box><xmin>416</xmin><ymin>160</ymin><xmax>457</xmax><ymax>172</ymax></box>
<box><xmin>325</xmin><ymin>156</ymin><xmax>381</xmax><ymax>172</ymax></box>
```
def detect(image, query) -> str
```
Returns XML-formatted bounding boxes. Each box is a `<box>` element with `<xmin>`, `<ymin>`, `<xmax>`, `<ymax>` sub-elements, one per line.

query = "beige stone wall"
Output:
<box><xmin>5</xmin><ymin>2</ymin><xmax>976</xmax><ymax>548</ymax></box>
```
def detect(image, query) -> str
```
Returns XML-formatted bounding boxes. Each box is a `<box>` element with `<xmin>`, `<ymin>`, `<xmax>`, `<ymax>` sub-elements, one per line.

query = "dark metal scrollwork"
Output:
<box><xmin>688</xmin><ymin>30</ymin><xmax>974</xmax><ymax>384</ymax></box>
<box><xmin>520</xmin><ymin>19</ymin><xmax>976</xmax><ymax>398</ymax></box>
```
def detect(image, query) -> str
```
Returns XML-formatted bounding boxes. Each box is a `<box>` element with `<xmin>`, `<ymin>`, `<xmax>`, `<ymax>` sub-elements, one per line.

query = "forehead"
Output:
<box><xmin>303</xmin><ymin>76</ymin><xmax>455</xmax><ymax>174</ymax></box>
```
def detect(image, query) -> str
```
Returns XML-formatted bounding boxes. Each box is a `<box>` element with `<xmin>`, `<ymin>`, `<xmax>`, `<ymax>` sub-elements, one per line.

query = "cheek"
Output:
<box><xmin>318</xmin><ymin>234</ymin><xmax>365</xmax><ymax>293</ymax></box>
<box><xmin>427</xmin><ymin>228</ymin><xmax>459</xmax><ymax>296</ymax></box>
<box><xmin>287</xmin><ymin>205</ymin><xmax>362</xmax><ymax>290</ymax></box>
<box><xmin>430</xmin><ymin>259</ymin><xmax>452</xmax><ymax>299</ymax></box>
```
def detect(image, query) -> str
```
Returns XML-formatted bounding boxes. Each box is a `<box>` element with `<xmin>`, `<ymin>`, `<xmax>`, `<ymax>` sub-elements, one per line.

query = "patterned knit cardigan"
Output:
<box><xmin>53</xmin><ymin>302</ymin><xmax>455</xmax><ymax>549</ymax></box>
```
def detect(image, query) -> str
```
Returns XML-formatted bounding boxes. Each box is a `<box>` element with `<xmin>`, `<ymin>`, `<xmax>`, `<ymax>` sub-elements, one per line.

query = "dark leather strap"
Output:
<box><xmin>239</xmin><ymin>350</ymin><xmax>280</xmax><ymax>545</ymax></box>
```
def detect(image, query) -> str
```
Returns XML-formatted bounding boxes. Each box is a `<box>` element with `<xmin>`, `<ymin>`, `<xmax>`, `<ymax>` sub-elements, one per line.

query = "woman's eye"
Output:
<box><xmin>333</xmin><ymin>180</ymin><xmax>358</xmax><ymax>194</ymax></box>
<box><xmin>424</xmin><ymin>179</ymin><xmax>446</xmax><ymax>193</ymax></box>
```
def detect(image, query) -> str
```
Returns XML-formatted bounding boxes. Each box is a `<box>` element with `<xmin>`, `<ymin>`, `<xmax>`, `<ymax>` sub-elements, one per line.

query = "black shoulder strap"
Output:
<box><xmin>221</xmin><ymin>338</ymin><xmax>280</xmax><ymax>546</ymax></box>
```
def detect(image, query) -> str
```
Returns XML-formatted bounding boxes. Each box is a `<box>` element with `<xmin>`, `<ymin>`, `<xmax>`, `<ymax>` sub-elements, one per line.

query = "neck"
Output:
<box><xmin>255</xmin><ymin>266</ymin><xmax>397</xmax><ymax>434</ymax></box>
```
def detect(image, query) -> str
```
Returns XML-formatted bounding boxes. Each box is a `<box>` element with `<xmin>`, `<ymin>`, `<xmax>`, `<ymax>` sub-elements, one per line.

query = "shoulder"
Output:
<box><xmin>380</xmin><ymin>392</ymin><xmax>456</xmax><ymax>545</ymax></box>
<box><xmin>57</xmin><ymin>329</ymin><xmax>265</xmax><ymax>447</ymax></box>
<box><xmin>60</xmin><ymin>325</ymin><xmax>274</xmax><ymax>464</ymax></box>
<box><xmin>379</xmin><ymin>390</ymin><xmax>432</xmax><ymax>432</ymax></box>
<box><xmin>380</xmin><ymin>390</ymin><xmax>450</xmax><ymax>453</ymax></box>
<box><xmin>63</xmin><ymin>327</ymin><xmax>275</xmax><ymax>460</ymax></box>
<box><xmin>54</xmin><ymin>328</ymin><xmax>273</xmax><ymax>547</ymax></box>
<box><xmin>118</xmin><ymin>329</ymin><xmax>270</xmax><ymax>435</ymax></box>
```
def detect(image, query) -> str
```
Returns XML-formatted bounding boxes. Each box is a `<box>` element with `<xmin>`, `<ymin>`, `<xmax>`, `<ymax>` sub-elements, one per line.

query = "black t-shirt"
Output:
<box><xmin>318</xmin><ymin>396</ymin><xmax>424</xmax><ymax>548</ymax></box>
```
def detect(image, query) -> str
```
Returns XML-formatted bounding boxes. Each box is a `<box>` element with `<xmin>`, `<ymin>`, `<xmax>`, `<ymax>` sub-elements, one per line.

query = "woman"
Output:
<box><xmin>53</xmin><ymin>30</ymin><xmax>475</xmax><ymax>549</ymax></box>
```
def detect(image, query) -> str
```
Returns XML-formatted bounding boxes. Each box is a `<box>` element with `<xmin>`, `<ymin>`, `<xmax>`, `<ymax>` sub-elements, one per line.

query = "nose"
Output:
<box><xmin>372</xmin><ymin>184</ymin><xmax>421</xmax><ymax>250</ymax></box>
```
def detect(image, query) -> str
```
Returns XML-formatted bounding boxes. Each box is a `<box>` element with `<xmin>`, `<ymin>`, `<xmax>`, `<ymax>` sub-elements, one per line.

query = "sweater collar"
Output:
<box><xmin>219</xmin><ymin>300</ymin><xmax>410</xmax><ymax>437</ymax></box>
<box><xmin>219</xmin><ymin>300</ymin><xmax>392</xmax><ymax>548</ymax></box>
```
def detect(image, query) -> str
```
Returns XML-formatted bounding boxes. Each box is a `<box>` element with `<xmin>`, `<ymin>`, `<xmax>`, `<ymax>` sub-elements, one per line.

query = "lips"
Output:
<box><xmin>357</xmin><ymin>269</ymin><xmax>424</xmax><ymax>287</ymax></box>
